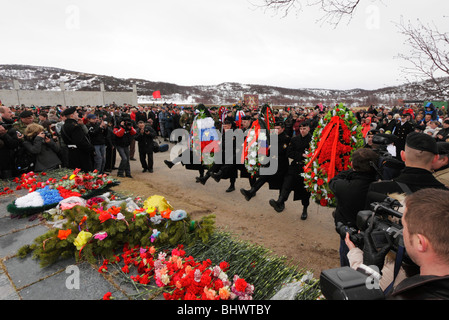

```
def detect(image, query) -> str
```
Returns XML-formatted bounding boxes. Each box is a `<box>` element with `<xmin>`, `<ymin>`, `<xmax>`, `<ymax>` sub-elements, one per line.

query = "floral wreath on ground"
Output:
<box><xmin>302</xmin><ymin>104</ymin><xmax>365</xmax><ymax>207</ymax></box>
<box><xmin>7</xmin><ymin>169</ymin><xmax>119</xmax><ymax>216</ymax></box>
<box><xmin>17</xmin><ymin>194</ymin><xmax>216</xmax><ymax>268</ymax></box>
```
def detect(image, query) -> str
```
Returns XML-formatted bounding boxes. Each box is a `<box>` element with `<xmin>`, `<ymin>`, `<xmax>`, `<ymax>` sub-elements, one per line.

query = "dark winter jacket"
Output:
<box><xmin>134</xmin><ymin>126</ymin><xmax>156</xmax><ymax>153</ymax></box>
<box><xmin>0</xmin><ymin>124</ymin><xmax>20</xmax><ymax>172</ymax></box>
<box><xmin>329</xmin><ymin>169</ymin><xmax>378</xmax><ymax>228</ymax></box>
<box><xmin>388</xmin><ymin>274</ymin><xmax>449</xmax><ymax>300</ymax></box>
<box><xmin>87</xmin><ymin>123</ymin><xmax>108</xmax><ymax>145</ymax></box>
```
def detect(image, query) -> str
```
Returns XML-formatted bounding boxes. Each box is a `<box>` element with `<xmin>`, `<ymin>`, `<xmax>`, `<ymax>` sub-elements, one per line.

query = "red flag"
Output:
<box><xmin>152</xmin><ymin>91</ymin><xmax>161</xmax><ymax>99</ymax></box>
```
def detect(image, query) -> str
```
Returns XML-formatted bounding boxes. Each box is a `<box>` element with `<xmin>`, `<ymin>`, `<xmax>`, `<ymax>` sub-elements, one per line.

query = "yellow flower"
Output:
<box><xmin>69</xmin><ymin>174</ymin><xmax>76</xmax><ymax>180</ymax></box>
<box><xmin>146</xmin><ymin>206</ymin><xmax>157</xmax><ymax>217</ymax></box>
<box><xmin>73</xmin><ymin>231</ymin><xmax>93</xmax><ymax>250</ymax></box>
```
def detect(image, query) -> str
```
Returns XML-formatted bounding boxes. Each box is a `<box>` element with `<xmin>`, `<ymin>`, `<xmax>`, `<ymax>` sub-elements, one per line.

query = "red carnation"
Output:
<box><xmin>219</xmin><ymin>261</ymin><xmax>229</xmax><ymax>272</ymax></box>
<box><xmin>235</xmin><ymin>278</ymin><xmax>247</xmax><ymax>292</ymax></box>
<box><xmin>320</xmin><ymin>198</ymin><xmax>328</xmax><ymax>207</ymax></box>
<box><xmin>121</xmin><ymin>265</ymin><xmax>130</xmax><ymax>274</ymax></box>
<box><xmin>102</xmin><ymin>292</ymin><xmax>112</xmax><ymax>300</ymax></box>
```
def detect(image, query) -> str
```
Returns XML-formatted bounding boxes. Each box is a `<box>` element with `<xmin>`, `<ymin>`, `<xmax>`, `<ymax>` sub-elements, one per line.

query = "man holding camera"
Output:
<box><xmin>113</xmin><ymin>116</ymin><xmax>136</xmax><ymax>178</ymax></box>
<box><xmin>135</xmin><ymin>120</ymin><xmax>157</xmax><ymax>173</ymax></box>
<box><xmin>86</xmin><ymin>113</ymin><xmax>108</xmax><ymax>174</ymax></box>
<box><xmin>329</xmin><ymin>148</ymin><xmax>380</xmax><ymax>267</ymax></box>
<box><xmin>0</xmin><ymin>106</ymin><xmax>21</xmax><ymax>179</ymax></box>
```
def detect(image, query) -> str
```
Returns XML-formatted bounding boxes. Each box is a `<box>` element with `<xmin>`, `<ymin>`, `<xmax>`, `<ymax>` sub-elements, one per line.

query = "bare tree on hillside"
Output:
<box><xmin>256</xmin><ymin>0</ymin><xmax>448</xmax><ymax>99</ymax></box>
<box><xmin>397</xmin><ymin>18</ymin><xmax>449</xmax><ymax>100</ymax></box>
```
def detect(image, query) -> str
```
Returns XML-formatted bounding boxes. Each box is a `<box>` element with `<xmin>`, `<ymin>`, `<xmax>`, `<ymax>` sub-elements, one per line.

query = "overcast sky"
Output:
<box><xmin>1</xmin><ymin>0</ymin><xmax>448</xmax><ymax>90</ymax></box>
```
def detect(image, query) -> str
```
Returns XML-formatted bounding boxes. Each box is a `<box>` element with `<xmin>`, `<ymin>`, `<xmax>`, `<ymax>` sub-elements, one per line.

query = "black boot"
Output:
<box><xmin>197</xmin><ymin>172</ymin><xmax>210</xmax><ymax>185</ymax></box>
<box><xmin>164</xmin><ymin>160</ymin><xmax>174</xmax><ymax>169</ymax></box>
<box><xmin>269</xmin><ymin>199</ymin><xmax>285</xmax><ymax>213</ymax></box>
<box><xmin>211</xmin><ymin>170</ymin><xmax>222</xmax><ymax>182</ymax></box>
<box><xmin>240</xmin><ymin>188</ymin><xmax>255</xmax><ymax>201</ymax></box>
<box><xmin>226</xmin><ymin>183</ymin><xmax>235</xmax><ymax>193</ymax></box>
<box><xmin>301</xmin><ymin>206</ymin><xmax>308</xmax><ymax>220</ymax></box>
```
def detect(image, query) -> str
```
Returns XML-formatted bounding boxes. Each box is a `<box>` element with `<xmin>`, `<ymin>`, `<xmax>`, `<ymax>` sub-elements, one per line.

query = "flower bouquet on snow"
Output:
<box><xmin>302</xmin><ymin>104</ymin><xmax>364</xmax><ymax>207</ymax></box>
<box><xmin>190</xmin><ymin>104</ymin><xmax>220</xmax><ymax>166</ymax></box>
<box><xmin>7</xmin><ymin>168</ymin><xmax>119</xmax><ymax>216</ymax></box>
<box><xmin>242</xmin><ymin>104</ymin><xmax>276</xmax><ymax>177</ymax></box>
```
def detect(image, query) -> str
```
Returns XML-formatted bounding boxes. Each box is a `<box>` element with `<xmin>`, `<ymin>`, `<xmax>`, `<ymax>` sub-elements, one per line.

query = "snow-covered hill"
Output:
<box><xmin>0</xmin><ymin>64</ymin><xmax>447</xmax><ymax>106</ymax></box>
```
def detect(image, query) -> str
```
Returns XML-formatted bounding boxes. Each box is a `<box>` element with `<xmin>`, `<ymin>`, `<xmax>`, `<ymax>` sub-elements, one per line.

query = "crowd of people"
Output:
<box><xmin>0</xmin><ymin>103</ymin><xmax>179</xmax><ymax>179</ymax></box>
<box><xmin>1</xmin><ymin>100</ymin><xmax>449</xmax><ymax>299</ymax></box>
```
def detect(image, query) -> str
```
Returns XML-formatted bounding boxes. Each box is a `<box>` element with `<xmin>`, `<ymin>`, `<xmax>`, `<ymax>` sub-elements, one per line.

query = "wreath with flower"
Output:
<box><xmin>190</xmin><ymin>105</ymin><xmax>220</xmax><ymax>166</ymax></box>
<box><xmin>302</xmin><ymin>104</ymin><xmax>364</xmax><ymax>207</ymax></box>
<box><xmin>17</xmin><ymin>194</ymin><xmax>216</xmax><ymax>268</ymax></box>
<box><xmin>242</xmin><ymin>104</ymin><xmax>275</xmax><ymax>177</ymax></box>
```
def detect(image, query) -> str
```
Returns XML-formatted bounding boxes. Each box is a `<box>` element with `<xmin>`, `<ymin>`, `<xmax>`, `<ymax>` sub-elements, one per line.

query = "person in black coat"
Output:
<box><xmin>60</xmin><ymin>107</ymin><xmax>95</xmax><ymax>173</ymax></box>
<box><xmin>0</xmin><ymin>106</ymin><xmax>21</xmax><ymax>178</ymax></box>
<box><xmin>367</xmin><ymin>132</ymin><xmax>449</xmax><ymax>206</ymax></box>
<box><xmin>269</xmin><ymin>121</ymin><xmax>312</xmax><ymax>219</ymax></box>
<box><xmin>135</xmin><ymin>107</ymin><xmax>148</xmax><ymax>123</ymax></box>
<box><xmin>196</xmin><ymin>119</ymin><xmax>238</xmax><ymax>192</ymax></box>
<box><xmin>86</xmin><ymin>114</ymin><xmax>108</xmax><ymax>173</ymax></box>
<box><xmin>329</xmin><ymin>148</ymin><xmax>380</xmax><ymax>267</ymax></box>
<box><xmin>392</xmin><ymin>114</ymin><xmax>414</xmax><ymax>161</ymax></box>
<box><xmin>135</xmin><ymin>120</ymin><xmax>157</xmax><ymax>173</ymax></box>
<box><xmin>240</xmin><ymin>121</ymin><xmax>291</xmax><ymax>201</ymax></box>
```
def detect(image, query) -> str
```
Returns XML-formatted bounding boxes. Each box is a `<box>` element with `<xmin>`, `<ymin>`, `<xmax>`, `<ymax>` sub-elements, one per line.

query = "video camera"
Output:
<box><xmin>335</xmin><ymin>196</ymin><xmax>404</xmax><ymax>252</ymax></box>
<box><xmin>0</xmin><ymin>122</ymin><xmax>13</xmax><ymax>131</ymax></box>
<box><xmin>323</xmin><ymin>197</ymin><xmax>409</xmax><ymax>300</ymax></box>
<box><xmin>370</xmin><ymin>134</ymin><xmax>404</xmax><ymax>180</ymax></box>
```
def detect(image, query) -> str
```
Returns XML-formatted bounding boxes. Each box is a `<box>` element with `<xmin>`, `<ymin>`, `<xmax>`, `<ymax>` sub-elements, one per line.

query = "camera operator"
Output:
<box><xmin>112</xmin><ymin>115</ymin><xmax>136</xmax><ymax>178</ymax></box>
<box><xmin>0</xmin><ymin>106</ymin><xmax>21</xmax><ymax>179</ymax></box>
<box><xmin>330</xmin><ymin>148</ymin><xmax>380</xmax><ymax>267</ymax></box>
<box><xmin>86</xmin><ymin>114</ymin><xmax>108</xmax><ymax>174</ymax></box>
<box><xmin>367</xmin><ymin>132</ymin><xmax>449</xmax><ymax>205</ymax></box>
<box><xmin>368</xmin><ymin>132</ymin><xmax>405</xmax><ymax>180</ymax></box>
<box><xmin>388</xmin><ymin>188</ymin><xmax>449</xmax><ymax>299</ymax></box>
<box><xmin>135</xmin><ymin>120</ymin><xmax>157</xmax><ymax>173</ymax></box>
<box><xmin>22</xmin><ymin>123</ymin><xmax>61</xmax><ymax>172</ymax></box>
